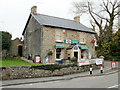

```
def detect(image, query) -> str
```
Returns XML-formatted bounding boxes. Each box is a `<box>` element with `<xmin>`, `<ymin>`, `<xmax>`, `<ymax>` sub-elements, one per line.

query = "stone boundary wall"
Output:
<box><xmin>1</xmin><ymin>64</ymin><xmax>100</xmax><ymax>80</ymax></box>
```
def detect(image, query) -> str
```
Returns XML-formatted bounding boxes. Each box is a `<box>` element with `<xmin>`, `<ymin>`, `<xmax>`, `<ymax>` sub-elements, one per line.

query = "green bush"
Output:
<box><xmin>71</xmin><ymin>57</ymin><xmax>77</xmax><ymax>61</ymax></box>
<box><xmin>47</xmin><ymin>51</ymin><xmax>53</xmax><ymax>56</ymax></box>
<box><xmin>70</xmin><ymin>57</ymin><xmax>77</xmax><ymax>64</ymax></box>
<box><xmin>106</xmin><ymin>56</ymin><xmax>119</xmax><ymax>61</ymax></box>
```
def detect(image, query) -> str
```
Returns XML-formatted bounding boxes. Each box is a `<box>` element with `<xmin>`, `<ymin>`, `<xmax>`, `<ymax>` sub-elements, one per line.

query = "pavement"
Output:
<box><xmin>1</xmin><ymin>61</ymin><xmax>119</xmax><ymax>87</ymax></box>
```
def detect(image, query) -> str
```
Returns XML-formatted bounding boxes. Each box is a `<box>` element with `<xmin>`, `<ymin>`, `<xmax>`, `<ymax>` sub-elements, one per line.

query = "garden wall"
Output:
<box><xmin>1</xmin><ymin>64</ymin><xmax>100</xmax><ymax>80</ymax></box>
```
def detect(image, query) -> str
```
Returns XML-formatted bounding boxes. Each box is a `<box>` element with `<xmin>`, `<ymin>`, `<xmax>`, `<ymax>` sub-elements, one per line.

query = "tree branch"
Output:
<box><xmin>91</xmin><ymin>11</ymin><xmax>110</xmax><ymax>23</ymax></box>
<box><xmin>88</xmin><ymin>2</ymin><xmax>101</xmax><ymax>28</ymax></box>
<box><xmin>102</xmin><ymin>0</ymin><xmax>111</xmax><ymax>16</ymax></box>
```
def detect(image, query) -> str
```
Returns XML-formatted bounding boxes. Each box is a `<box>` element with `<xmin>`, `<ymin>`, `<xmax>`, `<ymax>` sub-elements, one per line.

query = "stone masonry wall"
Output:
<box><xmin>42</xmin><ymin>26</ymin><xmax>56</xmax><ymax>63</ymax></box>
<box><xmin>1</xmin><ymin>64</ymin><xmax>100</xmax><ymax>80</ymax></box>
<box><xmin>23</xmin><ymin>16</ymin><xmax>42</xmax><ymax>59</ymax></box>
<box><xmin>42</xmin><ymin>26</ymin><xmax>96</xmax><ymax>63</ymax></box>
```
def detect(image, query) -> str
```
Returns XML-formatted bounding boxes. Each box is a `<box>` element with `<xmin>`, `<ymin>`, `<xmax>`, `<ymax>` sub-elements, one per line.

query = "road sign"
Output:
<box><xmin>46</xmin><ymin>56</ymin><xmax>49</xmax><ymax>64</ymax></box>
<box><xmin>66</xmin><ymin>40</ymin><xmax>71</xmax><ymax>43</ymax></box>
<box><xmin>111</xmin><ymin>61</ymin><xmax>117</xmax><ymax>69</ymax></box>
<box><xmin>78</xmin><ymin>60</ymin><xmax>90</xmax><ymax>66</ymax></box>
<box><xmin>96</xmin><ymin>59</ymin><xmax>103</xmax><ymax>65</ymax></box>
<box><xmin>35</xmin><ymin>56</ymin><xmax>40</xmax><ymax>64</ymax></box>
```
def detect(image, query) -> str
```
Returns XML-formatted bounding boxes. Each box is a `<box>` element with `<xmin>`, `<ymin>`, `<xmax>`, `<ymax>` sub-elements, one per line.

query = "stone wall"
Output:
<box><xmin>42</xmin><ymin>26</ymin><xmax>96</xmax><ymax>63</ymax></box>
<box><xmin>23</xmin><ymin>16</ymin><xmax>42</xmax><ymax>59</ymax></box>
<box><xmin>42</xmin><ymin>26</ymin><xmax>56</xmax><ymax>63</ymax></box>
<box><xmin>1</xmin><ymin>64</ymin><xmax>100</xmax><ymax>80</ymax></box>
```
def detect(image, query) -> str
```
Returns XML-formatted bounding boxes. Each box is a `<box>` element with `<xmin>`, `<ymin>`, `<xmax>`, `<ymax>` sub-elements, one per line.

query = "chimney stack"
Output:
<box><xmin>31</xmin><ymin>6</ymin><xmax>37</xmax><ymax>14</ymax></box>
<box><xmin>74</xmin><ymin>16</ymin><xmax>80</xmax><ymax>23</ymax></box>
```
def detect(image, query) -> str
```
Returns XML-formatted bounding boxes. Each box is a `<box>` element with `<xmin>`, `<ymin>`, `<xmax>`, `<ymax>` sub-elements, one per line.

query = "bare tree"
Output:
<box><xmin>73</xmin><ymin>0</ymin><xmax>120</xmax><ymax>46</ymax></box>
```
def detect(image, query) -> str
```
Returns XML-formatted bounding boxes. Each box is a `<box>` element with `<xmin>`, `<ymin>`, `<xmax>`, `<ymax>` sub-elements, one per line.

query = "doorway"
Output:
<box><xmin>74</xmin><ymin>52</ymin><xmax>78</xmax><ymax>59</ymax></box>
<box><xmin>18</xmin><ymin>46</ymin><xmax>23</xmax><ymax>57</ymax></box>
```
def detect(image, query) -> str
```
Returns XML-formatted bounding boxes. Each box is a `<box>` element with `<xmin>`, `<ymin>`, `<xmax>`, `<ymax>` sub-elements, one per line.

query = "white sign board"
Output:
<box><xmin>46</xmin><ymin>56</ymin><xmax>49</xmax><ymax>64</ymax></box>
<box><xmin>96</xmin><ymin>59</ymin><xmax>103</xmax><ymax>65</ymax></box>
<box><xmin>78</xmin><ymin>60</ymin><xmax>90</xmax><ymax>66</ymax></box>
<box><xmin>88</xmin><ymin>52</ymin><xmax>92</xmax><ymax>59</ymax></box>
<box><xmin>66</xmin><ymin>40</ymin><xmax>71</xmax><ymax>43</ymax></box>
<box><xmin>36</xmin><ymin>56</ymin><xmax>40</xmax><ymax>62</ymax></box>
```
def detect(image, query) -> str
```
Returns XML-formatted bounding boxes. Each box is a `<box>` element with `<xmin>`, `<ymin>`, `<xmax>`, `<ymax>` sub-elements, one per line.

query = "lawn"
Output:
<box><xmin>0</xmin><ymin>58</ymin><xmax>40</xmax><ymax>67</ymax></box>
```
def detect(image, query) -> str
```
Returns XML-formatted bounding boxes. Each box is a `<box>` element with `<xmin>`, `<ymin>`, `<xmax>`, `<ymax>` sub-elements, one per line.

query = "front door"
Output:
<box><xmin>18</xmin><ymin>46</ymin><xmax>23</xmax><ymax>57</ymax></box>
<box><xmin>73</xmin><ymin>45</ymin><xmax>79</xmax><ymax>60</ymax></box>
<box><xmin>74</xmin><ymin>52</ymin><xmax>78</xmax><ymax>59</ymax></box>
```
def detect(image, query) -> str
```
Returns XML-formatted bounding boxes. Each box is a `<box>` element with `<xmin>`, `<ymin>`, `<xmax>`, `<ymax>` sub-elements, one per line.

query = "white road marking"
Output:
<box><xmin>107</xmin><ymin>84</ymin><xmax>120</xmax><ymax>88</ymax></box>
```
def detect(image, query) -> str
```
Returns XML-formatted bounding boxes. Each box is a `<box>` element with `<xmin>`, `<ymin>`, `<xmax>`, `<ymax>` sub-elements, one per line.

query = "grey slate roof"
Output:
<box><xmin>22</xmin><ymin>13</ymin><xmax>96</xmax><ymax>35</ymax></box>
<box><xmin>32</xmin><ymin>14</ymin><xmax>96</xmax><ymax>34</ymax></box>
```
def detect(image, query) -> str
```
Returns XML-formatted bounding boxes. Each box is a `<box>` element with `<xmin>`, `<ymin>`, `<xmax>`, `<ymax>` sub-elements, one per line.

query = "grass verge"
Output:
<box><xmin>0</xmin><ymin>58</ymin><xmax>41</xmax><ymax>67</ymax></box>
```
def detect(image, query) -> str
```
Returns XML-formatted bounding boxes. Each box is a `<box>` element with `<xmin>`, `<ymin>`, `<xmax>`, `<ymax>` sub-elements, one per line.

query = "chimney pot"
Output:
<box><xmin>74</xmin><ymin>16</ymin><xmax>80</xmax><ymax>22</ymax></box>
<box><xmin>31</xmin><ymin>6</ymin><xmax>37</xmax><ymax>14</ymax></box>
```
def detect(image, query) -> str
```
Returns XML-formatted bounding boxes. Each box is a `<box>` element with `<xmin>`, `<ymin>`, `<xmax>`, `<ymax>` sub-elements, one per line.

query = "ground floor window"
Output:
<box><xmin>81</xmin><ymin>50</ymin><xmax>85</xmax><ymax>59</ymax></box>
<box><xmin>56</xmin><ymin>48</ymin><xmax>61</xmax><ymax>59</ymax></box>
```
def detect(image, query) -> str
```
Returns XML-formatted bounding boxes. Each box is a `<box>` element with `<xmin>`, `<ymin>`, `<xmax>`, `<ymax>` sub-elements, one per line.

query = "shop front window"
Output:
<box><xmin>81</xmin><ymin>50</ymin><xmax>85</xmax><ymax>59</ymax></box>
<box><xmin>56</xmin><ymin>48</ymin><xmax>61</xmax><ymax>59</ymax></box>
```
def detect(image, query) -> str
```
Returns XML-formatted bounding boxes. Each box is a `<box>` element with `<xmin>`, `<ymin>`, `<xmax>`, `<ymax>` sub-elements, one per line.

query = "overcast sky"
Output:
<box><xmin>0</xmin><ymin>0</ymin><xmax>100</xmax><ymax>40</ymax></box>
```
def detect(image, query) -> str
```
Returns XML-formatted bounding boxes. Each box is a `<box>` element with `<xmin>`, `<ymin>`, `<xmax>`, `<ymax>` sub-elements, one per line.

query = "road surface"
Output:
<box><xmin>2</xmin><ymin>71</ymin><xmax>119</xmax><ymax>88</ymax></box>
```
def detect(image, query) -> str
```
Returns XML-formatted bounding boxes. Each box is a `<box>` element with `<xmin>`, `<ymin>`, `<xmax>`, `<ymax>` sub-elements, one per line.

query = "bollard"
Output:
<box><xmin>100</xmin><ymin>66</ymin><xmax>103</xmax><ymax>74</ymax></box>
<box><xmin>90</xmin><ymin>65</ymin><xmax>93</xmax><ymax>75</ymax></box>
<box><xmin>100</xmin><ymin>64</ymin><xmax>103</xmax><ymax>74</ymax></box>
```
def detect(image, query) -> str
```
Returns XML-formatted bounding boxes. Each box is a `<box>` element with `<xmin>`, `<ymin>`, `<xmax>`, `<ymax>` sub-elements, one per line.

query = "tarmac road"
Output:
<box><xmin>2</xmin><ymin>71</ymin><xmax>119</xmax><ymax>88</ymax></box>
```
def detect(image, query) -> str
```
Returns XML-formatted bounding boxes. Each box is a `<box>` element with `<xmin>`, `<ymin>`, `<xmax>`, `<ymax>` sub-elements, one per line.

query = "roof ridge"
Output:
<box><xmin>36</xmin><ymin>13</ymin><xmax>81</xmax><ymax>24</ymax></box>
<box><xmin>30</xmin><ymin>13</ymin><xmax>96</xmax><ymax>34</ymax></box>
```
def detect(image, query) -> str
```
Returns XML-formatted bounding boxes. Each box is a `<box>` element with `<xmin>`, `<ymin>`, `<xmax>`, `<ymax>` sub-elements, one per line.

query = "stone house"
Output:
<box><xmin>22</xmin><ymin>6</ymin><xmax>96</xmax><ymax>64</ymax></box>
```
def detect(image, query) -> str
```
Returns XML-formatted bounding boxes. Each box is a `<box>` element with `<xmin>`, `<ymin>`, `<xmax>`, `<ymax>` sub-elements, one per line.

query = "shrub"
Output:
<box><xmin>107</xmin><ymin>56</ymin><xmax>119</xmax><ymax>61</ymax></box>
<box><xmin>70</xmin><ymin>57</ymin><xmax>77</xmax><ymax>64</ymax></box>
<box><xmin>47</xmin><ymin>51</ymin><xmax>53</xmax><ymax>56</ymax></box>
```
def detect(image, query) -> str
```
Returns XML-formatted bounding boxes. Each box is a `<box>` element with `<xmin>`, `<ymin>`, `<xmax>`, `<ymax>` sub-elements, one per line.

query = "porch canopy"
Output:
<box><xmin>66</xmin><ymin>45</ymin><xmax>88</xmax><ymax>50</ymax></box>
<box><xmin>79</xmin><ymin>46</ymin><xmax>88</xmax><ymax>50</ymax></box>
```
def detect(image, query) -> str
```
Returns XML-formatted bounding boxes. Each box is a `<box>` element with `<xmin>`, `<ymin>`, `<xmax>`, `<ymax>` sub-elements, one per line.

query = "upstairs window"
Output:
<box><xmin>80</xmin><ymin>38</ymin><xmax>86</xmax><ymax>43</ymax></box>
<box><xmin>55</xmin><ymin>30</ymin><xmax>63</xmax><ymax>41</ymax></box>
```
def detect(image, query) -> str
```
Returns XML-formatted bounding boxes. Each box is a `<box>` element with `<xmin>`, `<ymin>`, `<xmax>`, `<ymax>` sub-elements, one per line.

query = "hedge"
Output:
<box><xmin>31</xmin><ymin>64</ymin><xmax>77</xmax><ymax>71</ymax></box>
